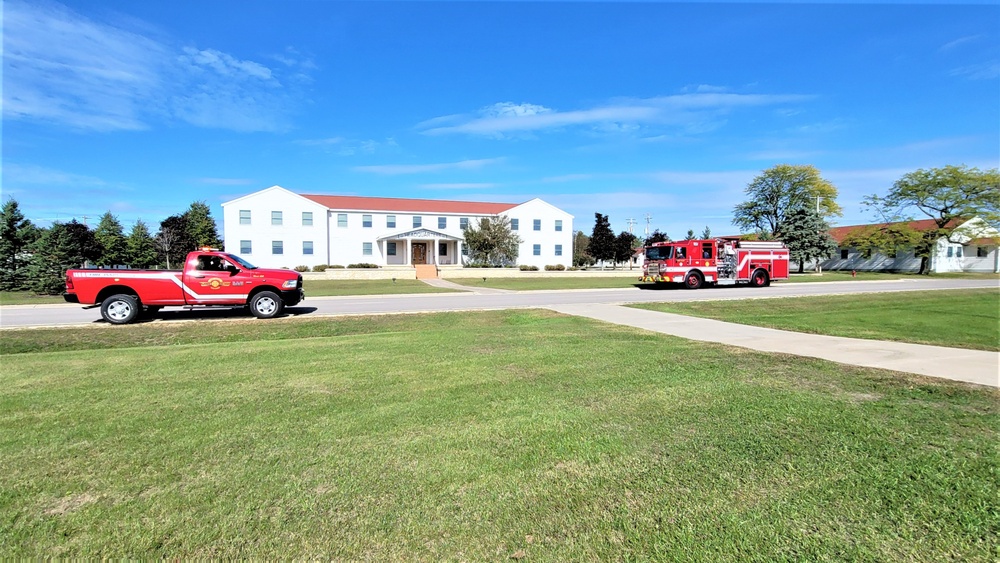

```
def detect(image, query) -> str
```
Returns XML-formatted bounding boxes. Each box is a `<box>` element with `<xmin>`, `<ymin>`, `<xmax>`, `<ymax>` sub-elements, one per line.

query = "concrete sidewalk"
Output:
<box><xmin>547</xmin><ymin>303</ymin><xmax>1000</xmax><ymax>388</ymax></box>
<box><xmin>419</xmin><ymin>278</ymin><xmax>515</xmax><ymax>294</ymax></box>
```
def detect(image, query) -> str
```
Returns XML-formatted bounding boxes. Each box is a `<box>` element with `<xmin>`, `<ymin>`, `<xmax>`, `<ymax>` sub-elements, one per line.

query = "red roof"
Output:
<box><xmin>301</xmin><ymin>194</ymin><xmax>518</xmax><ymax>215</ymax></box>
<box><xmin>827</xmin><ymin>218</ymin><xmax>960</xmax><ymax>244</ymax></box>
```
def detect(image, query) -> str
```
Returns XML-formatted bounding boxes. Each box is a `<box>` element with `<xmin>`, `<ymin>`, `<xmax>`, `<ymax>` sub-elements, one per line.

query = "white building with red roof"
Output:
<box><xmin>221</xmin><ymin>185</ymin><xmax>573</xmax><ymax>270</ymax></box>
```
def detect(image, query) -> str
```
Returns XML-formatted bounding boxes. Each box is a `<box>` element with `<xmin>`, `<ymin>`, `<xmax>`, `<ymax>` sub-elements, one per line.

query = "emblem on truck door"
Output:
<box><xmin>201</xmin><ymin>277</ymin><xmax>231</xmax><ymax>289</ymax></box>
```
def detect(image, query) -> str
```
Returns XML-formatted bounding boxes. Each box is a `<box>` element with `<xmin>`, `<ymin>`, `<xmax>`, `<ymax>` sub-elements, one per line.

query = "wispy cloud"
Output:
<box><xmin>419</xmin><ymin>92</ymin><xmax>813</xmax><ymax>138</ymax></box>
<box><xmin>353</xmin><ymin>158</ymin><xmax>505</xmax><ymax>175</ymax></box>
<box><xmin>940</xmin><ymin>35</ymin><xmax>983</xmax><ymax>52</ymax></box>
<box><xmin>2</xmin><ymin>0</ymin><xmax>312</xmax><ymax>132</ymax></box>
<box><xmin>3</xmin><ymin>163</ymin><xmax>111</xmax><ymax>187</ymax></box>
<box><xmin>295</xmin><ymin>136</ymin><xmax>397</xmax><ymax>156</ymax></box>
<box><xmin>950</xmin><ymin>60</ymin><xmax>1000</xmax><ymax>80</ymax></box>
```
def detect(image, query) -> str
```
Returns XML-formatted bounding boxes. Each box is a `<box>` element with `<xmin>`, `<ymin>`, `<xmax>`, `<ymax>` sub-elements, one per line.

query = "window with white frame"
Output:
<box><xmin>337</xmin><ymin>213</ymin><xmax>348</xmax><ymax>228</ymax></box>
<box><xmin>239</xmin><ymin>210</ymin><xmax>251</xmax><ymax>225</ymax></box>
<box><xmin>460</xmin><ymin>217</ymin><xmax>469</xmax><ymax>229</ymax></box>
<box><xmin>303</xmin><ymin>241</ymin><xmax>313</xmax><ymax>255</ymax></box>
<box><xmin>533</xmin><ymin>219</ymin><xmax>541</xmax><ymax>231</ymax></box>
<box><xmin>555</xmin><ymin>220</ymin><xmax>563</xmax><ymax>232</ymax></box>
<box><xmin>272</xmin><ymin>241</ymin><xmax>283</xmax><ymax>254</ymax></box>
<box><xmin>302</xmin><ymin>212</ymin><xmax>313</xmax><ymax>226</ymax></box>
<box><xmin>978</xmin><ymin>246</ymin><xmax>989</xmax><ymax>258</ymax></box>
<box><xmin>511</xmin><ymin>218</ymin><xmax>519</xmax><ymax>230</ymax></box>
<box><xmin>438</xmin><ymin>217</ymin><xmax>447</xmax><ymax>229</ymax></box>
<box><xmin>413</xmin><ymin>216</ymin><xmax>422</xmax><ymax>228</ymax></box>
<box><xmin>387</xmin><ymin>215</ymin><xmax>396</xmax><ymax>228</ymax></box>
<box><xmin>363</xmin><ymin>242</ymin><xmax>373</xmax><ymax>256</ymax></box>
<box><xmin>271</xmin><ymin>211</ymin><xmax>282</xmax><ymax>225</ymax></box>
<box><xmin>439</xmin><ymin>242</ymin><xmax>447</xmax><ymax>256</ymax></box>
<box><xmin>240</xmin><ymin>240</ymin><xmax>252</xmax><ymax>254</ymax></box>
<box><xmin>555</xmin><ymin>244</ymin><xmax>563</xmax><ymax>256</ymax></box>
<box><xmin>533</xmin><ymin>244</ymin><xmax>541</xmax><ymax>256</ymax></box>
<box><xmin>363</xmin><ymin>214</ymin><xmax>372</xmax><ymax>228</ymax></box>
<box><xmin>388</xmin><ymin>242</ymin><xmax>397</xmax><ymax>256</ymax></box>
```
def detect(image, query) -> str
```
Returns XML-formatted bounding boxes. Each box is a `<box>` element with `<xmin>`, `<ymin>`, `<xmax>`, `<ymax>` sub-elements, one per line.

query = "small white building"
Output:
<box><xmin>221</xmin><ymin>186</ymin><xmax>574</xmax><ymax>270</ymax></box>
<box><xmin>821</xmin><ymin>217</ymin><xmax>1000</xmax><ymax>273</ymax></box>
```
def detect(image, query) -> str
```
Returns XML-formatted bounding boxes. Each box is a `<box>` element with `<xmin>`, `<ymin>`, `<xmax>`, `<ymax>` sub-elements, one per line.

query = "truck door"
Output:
<box><xmin>184</xmin><ymin>254</ymin><xmax>244</xmax><ymax>304</ymax></box>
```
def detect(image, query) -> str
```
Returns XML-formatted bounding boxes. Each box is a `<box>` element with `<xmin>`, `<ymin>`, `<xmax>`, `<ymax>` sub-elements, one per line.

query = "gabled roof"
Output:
<box><xmin>301</xmin><ymin>194</ymin><xmax>518</xmax><ymax>215</ymax></box>
<box><xmin>828</xmin><ymin>218</ymin><xmax>960</xmax><ymax>244</ymax></box>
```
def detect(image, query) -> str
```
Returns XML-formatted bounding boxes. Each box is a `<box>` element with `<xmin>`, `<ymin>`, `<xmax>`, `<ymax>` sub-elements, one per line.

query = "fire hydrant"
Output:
<box><xmin>851</xmin><ymin>270</ymin><xmax>857</xmax><ymax>278</ymax></box>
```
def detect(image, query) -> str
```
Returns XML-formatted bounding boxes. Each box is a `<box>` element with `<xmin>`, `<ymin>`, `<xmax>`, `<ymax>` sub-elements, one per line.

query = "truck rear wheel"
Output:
<box><xmin>101</xmin><ymin>294</ymin><xmax>140</xmax><ymax>324</ymax></box>
<box><xmin>684</xmin><ymin>271</ymin><xmax>703</xmax><ymax>290</ymax></box>
<box><xmin>751</xmin><ymin>269</ymin><xmax>770</xmax><ymax>287</ymax></box>
<box><xmin>250</xmin><ymin>291</ymin><xmax>284</xmax><ymax>319</ymax></box>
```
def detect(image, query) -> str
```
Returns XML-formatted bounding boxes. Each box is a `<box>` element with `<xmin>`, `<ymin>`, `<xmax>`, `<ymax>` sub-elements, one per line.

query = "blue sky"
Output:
<box><xmin>3</xmin><ymin>0</ymin><xmax>998</xmax><ymax>240</ymax></box>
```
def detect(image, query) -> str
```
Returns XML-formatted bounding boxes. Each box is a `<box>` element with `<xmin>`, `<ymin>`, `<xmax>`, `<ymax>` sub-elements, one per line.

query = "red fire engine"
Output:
<box><xmin>640</xmin><ymin>238</ymin><xmax>789</xmax><ymax>289</ymax></box>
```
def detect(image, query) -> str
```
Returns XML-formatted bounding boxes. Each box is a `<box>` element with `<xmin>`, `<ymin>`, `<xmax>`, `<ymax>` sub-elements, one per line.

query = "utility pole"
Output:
<box><xmin>626</xmin><ymin>217</ymin><xmax>636</xmax><ymax>234</ymax></box>
<box><xmin>644</xmin><ymin>214</ymin><xmax>652</xmax><ymax>237</ymax></box>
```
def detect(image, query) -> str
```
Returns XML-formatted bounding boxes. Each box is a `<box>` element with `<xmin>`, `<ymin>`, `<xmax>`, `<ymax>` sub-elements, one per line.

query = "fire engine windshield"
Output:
<box><xmin>226</xmin><ymin>254</ymin><xmax>258</xmax><ymax>270</ymax></box>
<box><xmin>645</xmin><ymin>246</ymin><xmax>673</xmax><ymax>260</ymax></box>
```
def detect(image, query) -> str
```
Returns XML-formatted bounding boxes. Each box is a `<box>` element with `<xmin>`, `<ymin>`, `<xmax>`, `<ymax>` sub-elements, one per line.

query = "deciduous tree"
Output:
<box><xmin>573</xmin><ymin>231</ymin><xmax>593</xmax><ymax>267</ymax></box>
<box><xmin>733</xmin><ymin>164</ymin><xmax>841</xmax><ymax>237</ymax></box>
<box><xmin>613</xmin><ymin>231</ymin><xmax>638</xmax><ymax>269</ymax></box>
<box><xmin>643</xmin><ymin>229</ymin><xmax>669</xmax><ymax>246</ymax></box>
<box><xmin>462</xmin><ymin>215</ymin><xmax>521</xmax><ymax>266</ymax></box>
<box><xmin>861</xmin><ymin>165</ymin><xmax>1000</xmax><ymax>274</ymax></box>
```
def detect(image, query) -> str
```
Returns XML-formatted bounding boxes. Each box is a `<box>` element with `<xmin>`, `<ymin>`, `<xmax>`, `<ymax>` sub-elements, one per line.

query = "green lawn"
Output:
<box><xmin>304</xmin><ymin>278</ymin><xmax>456</xmax><ymax>296</ymax></box>
<box><xmin>0</xmin><ymin>291</ymin><xmax>66</xmax><ymax>306</ymax></box>
<box><xmin>1</xmin><ymin>312</ymin><xmax>997</xmax><ymax>559</ymax></box>
<box><xmin>631</xmin><ymin>289</ymin><xmax>1000</xmax><ymax>351</ymax></box>
<box><xmin>449</xmin><ymin>276</ymin><xmax>644</xmax><ymax>291</ymax></box>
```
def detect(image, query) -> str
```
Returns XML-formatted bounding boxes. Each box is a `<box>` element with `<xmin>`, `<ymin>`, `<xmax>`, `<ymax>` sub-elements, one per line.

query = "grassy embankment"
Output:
<box><xmin>631</xmin><ymin>289</ymin><xmax>999</xmax><ymax>352</ymax></box>
<box><xmin>1</xmin><ymin>305</ymin><xmax>997</xmax><ymax>559</ymax></box>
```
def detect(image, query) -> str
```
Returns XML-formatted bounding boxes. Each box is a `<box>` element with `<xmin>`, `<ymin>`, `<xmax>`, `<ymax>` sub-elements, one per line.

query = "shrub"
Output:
<box><xmin>329</xmin><ymin>265</ymin><xmax>345</xmax><ymax>269</ymax></box>
<box><xmin>544</xmin><ymin>264</ymin><xmax>566</xmax><ymax>271</ymax></box>
<box><xmin>347</xmin><ymin>263</ymin><xmax>380</xmax><ymax>269</ymax></box>
<box><xmin>312</xmin><ymin>264</ymin><xmax>329</xmax><ymax>272</ymax></box>
<box><xmin>519</xmin><ymin>265</ymin><xmax>539</xmax><ymax>271</ymax></box>
<box><xmin>293</xmin><ymin>265</ymin><xmax>309</xmax><ymax>272</ymax></box>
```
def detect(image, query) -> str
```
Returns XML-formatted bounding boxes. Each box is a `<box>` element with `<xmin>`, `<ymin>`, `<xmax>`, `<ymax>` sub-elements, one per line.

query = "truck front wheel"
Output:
<box><xmin>250</xmin><ymin>291</ymin><xmax>284</xmax><ymax>319</ymax></box>
<box><xmin>683</xmin><ymin>271</ymin><xmax>703</xmax><ymax>290</ymax></box>
<box><xmin>101</xmin><ymin>294</ymin><xmax>140</xmax><ymax>324</ymax></box>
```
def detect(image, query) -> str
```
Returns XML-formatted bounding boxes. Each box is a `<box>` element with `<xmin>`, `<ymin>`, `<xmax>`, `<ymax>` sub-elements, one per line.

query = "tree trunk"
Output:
<box><xmin>918</xmin><ymin>255</ymin><xmax>929</xmax><ymax>275</ymax></box>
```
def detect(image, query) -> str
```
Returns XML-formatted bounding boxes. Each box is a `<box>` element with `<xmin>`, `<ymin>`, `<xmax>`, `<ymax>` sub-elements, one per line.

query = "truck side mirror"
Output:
<box><xmin>227</xmin><ymin>266</ymin><xmax>239</xmax><ymax>275</ymax></box>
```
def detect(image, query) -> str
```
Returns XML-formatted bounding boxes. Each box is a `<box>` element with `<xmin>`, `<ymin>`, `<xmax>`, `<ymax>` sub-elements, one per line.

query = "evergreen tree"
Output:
<box><xmin>183</xmin><ymin>201</ymin><xmax>223</xmax><ymax>248</ymax></box>
<box><xmin>25</xmin><ymin>221</ymin><xmax>98</xmax><ymax>294</ymax></box>
<box><xmin>684</xmin><ymin>229</ymin><xmax>696</xmax><ymax>240</ymax></box>
<box><xmin>572</xmin><ymin>231</ymin><xmax>593</xmax><ymax>267</ymax></box>
<box><xmin>700</xmin><ymin>226</ymin><xmax>712</xmax><ymax>239</ymax></box>
<box><xmin>0</xmin><ymin>199</ymin><xmax>38</xmax><ymax>290</ymax></box>
<box><xmin>126</xmin><ymin>220</ymin><xmax>158</xmax><ymax>268</ymax></box>
<box><xmin>462</xmin><ymin>215</ymin><xmax>521</xmax><ymax>266</ymax></box>
<box><xmin>94</xmin><ymin>212</ymin><xmax>128</xmax><ymax>267</ymax></box>
<box><xmin>586</xmin><ymin>213</ymin><xmax>615</xmax><ymax>268</ymax></box>
<box><xmin>780</xmin><ymin>206</ymin><xmax>838</xmax><ymax>273</ymax></box>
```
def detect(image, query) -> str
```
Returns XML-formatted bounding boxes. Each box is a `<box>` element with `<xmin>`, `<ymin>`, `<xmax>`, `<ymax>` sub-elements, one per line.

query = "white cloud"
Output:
<box><xmin>950</xmin><ymin>60</ymin><xmax>1000</xmax><ymax>80</ymax></box>
<box><xmin>3</xmin><ymin>163</ymin><xmax>110</xmax><ymax>186</ymax></box>
<box><xmin>939</xmin><ymin>35</ymin><xmax>983</xmax><ymax>52</ymax></box>
<box><xmin>419</xmin><ymin>92</ymin><xmax>813</xmax><ymax>137</ymax></box>
<box><xmin>353</xmin><ymin>158</ymin><xmax>505</xmax><ymax>175</ymax></box>
<box><xmin>2</xmin><ymin>0</ymin><xmax>311</xmax><ymax>132</ymax></box>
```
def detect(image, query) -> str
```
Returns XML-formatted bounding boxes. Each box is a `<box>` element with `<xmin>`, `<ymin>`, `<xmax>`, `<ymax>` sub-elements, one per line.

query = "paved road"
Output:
<box><xmin>1</xmin><ymin>278</ymin><xmax>995</xmax><ymax>329</ymax></box>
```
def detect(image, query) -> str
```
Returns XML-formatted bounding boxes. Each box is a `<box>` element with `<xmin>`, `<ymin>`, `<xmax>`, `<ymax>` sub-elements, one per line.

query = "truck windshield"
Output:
<box><xmin>645</xmin><ymin>246</ymin><xmax>673</xmax><ymax>260</ymax></box>
<box><xmin>226</xmin><ymin>254</ymin><xmax>258</xmax><ymax>270</ymax></box>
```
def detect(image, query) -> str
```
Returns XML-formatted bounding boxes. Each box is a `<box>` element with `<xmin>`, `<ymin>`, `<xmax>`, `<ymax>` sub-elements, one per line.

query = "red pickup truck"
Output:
<box><xmin>64</xmin><ymin>249</ymin><xmax>304</xmax><ymax>324</ymax></box>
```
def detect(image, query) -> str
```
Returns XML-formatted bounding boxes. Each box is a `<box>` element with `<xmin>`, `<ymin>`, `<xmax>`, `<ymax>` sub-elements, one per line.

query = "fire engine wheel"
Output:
<box><xmin>101</xmin><ymin>294</ymin><xmax>140</xmax><ymax>325</ymax></box>
<box><xmin>751</xmin><ymin>269</ymin><xmax>770</xmax><ymax>287</ymax></box>
<box><xmin>250</xmin><ymin>291</ymin><xmax>284</xmax><ymax>319</ymax></box>
<box><xmin>683</xmin><ymin>271</ymin><xmax>704</xmax><ymax>290</ymax></box>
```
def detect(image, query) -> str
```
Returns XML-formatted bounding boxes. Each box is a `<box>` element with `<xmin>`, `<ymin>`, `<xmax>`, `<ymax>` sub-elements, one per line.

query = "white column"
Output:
<box><xmin>433</xmin><ymin>237</ymin><xmax>440</xmax><ymax>265</ymax></box>
<box><xmin>456</xmin><ymin>240</ymin><xmax>463</xmax><ymax>266</ymax></box>
<box><xmin>405</xmin><ymin>238</ymin><xmax>411</xmax><ymax>265</ymax></box>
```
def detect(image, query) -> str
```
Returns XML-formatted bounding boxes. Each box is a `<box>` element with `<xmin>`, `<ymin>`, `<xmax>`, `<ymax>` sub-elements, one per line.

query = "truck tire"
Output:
<box><xmin>751</xmin><ymin>269</ymin><xmax>770</xmax><ymax>287</ymax></box>
<box><xmin>683</xmin><ymin>271</ymin><xmax>703</xmax><ymax>290</ymax></box>
<box><xmin>249</xmin><ymin>291</ymin><xmax>284</xmax><ymax>319</ymax></box>
<box><xmin>101</xmin><ymin>294</ymin><xmax>140</xmax><ymax>325</ymax></box>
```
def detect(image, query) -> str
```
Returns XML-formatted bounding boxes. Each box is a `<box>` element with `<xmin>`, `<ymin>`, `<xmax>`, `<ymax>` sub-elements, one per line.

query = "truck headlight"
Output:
<box><xmin>282</xmin><ymin>279</ymin><xmax>297</xmax><ymax>289</ymax></box>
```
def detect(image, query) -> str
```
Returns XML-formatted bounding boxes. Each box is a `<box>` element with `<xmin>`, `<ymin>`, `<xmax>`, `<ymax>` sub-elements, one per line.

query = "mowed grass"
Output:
<box><xmin>1</xmin><ymin>312</ymin><xmax>998</xmax><ymax>559</ymax></box>
<box><xmin>303</xmin><ymin>278</ymin><xmax>455</xmax><ymax>296</ymax></box>
<box><xmin>631</xmin><ymin>289</ymin><xmax>1000</xmax><ymax>351</ymax></box>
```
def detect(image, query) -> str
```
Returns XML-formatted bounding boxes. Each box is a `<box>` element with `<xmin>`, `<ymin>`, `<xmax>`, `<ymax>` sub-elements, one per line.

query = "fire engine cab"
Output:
<box><xmin>640</xmin><ymin>238</ymin><xmax>790</xmax><ymax>289</ymax></box>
